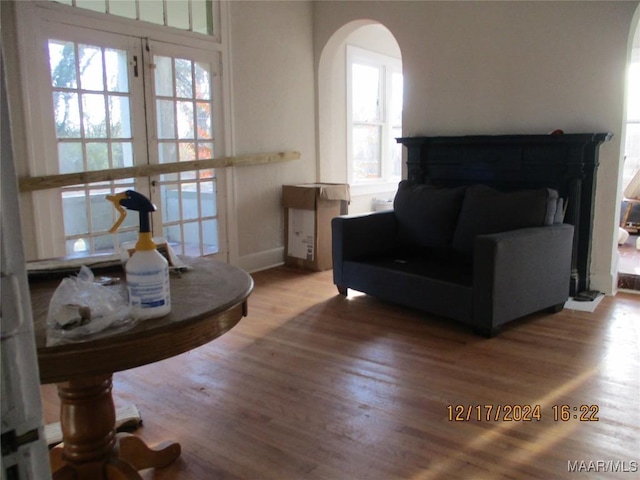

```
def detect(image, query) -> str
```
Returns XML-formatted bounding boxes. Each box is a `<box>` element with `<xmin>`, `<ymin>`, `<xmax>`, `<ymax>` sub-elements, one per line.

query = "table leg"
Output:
<box><xmin>117</xmin><ymin>433</ymin><xmax>181</xmax><ymax>470</ymax></box>
<box><xmin>46</xmin><ymin>404</ymin><xmax>142</xmax><ymax>447</ymax></box>
<box><xmin>50</xmin><ymin>374</ymin><xmax>181</xmax><ymax>480</ymax></box>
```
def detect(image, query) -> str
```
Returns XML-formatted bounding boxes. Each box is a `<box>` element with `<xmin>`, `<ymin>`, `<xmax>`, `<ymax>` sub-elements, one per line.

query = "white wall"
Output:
<box><xmin>314</xmin><ymin>0</ymin><xmax>640</xmax><ymax>294</ymax></box>
<box><xmin>229</xmin><ymin>0</ymin><xmax>317</xmax><ymax>271</ymax></box>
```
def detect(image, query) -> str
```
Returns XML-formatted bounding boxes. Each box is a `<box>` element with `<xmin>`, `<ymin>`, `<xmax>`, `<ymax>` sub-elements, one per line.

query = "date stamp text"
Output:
<box><xmin>446</xmin><ymin>404</ymin><xmax>600</xmax><ymax>422</ymax></box>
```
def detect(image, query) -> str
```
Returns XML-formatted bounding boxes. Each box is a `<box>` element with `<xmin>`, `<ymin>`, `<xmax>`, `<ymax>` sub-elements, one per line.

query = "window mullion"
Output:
<box><xmin>138</xmin><ymin>39</ymin><xmax>163</xmax><ymax>238</ymax></box>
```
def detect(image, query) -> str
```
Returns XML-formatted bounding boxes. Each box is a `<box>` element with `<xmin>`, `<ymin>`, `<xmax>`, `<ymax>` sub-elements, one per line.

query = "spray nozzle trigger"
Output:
<box><xmin>107</xmin><ymin>192</ymin><xmax>129</xmax><ymax>233</ymax></box>
<box><xmin>107</xmin><ymin>190</ymin><xmax>157</xmax><ymax>234</ymax></box>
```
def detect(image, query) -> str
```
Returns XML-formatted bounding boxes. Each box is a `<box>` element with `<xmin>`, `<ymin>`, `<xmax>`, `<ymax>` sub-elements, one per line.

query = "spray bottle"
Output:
<box><xmin>107</xmin><ymin>190</ymin><xmax>171</xmax><ymax>320</ymax></box>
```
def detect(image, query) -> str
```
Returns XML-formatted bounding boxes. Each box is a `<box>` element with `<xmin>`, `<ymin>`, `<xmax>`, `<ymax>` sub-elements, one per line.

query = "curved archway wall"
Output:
<box><xmin>617</xmin><ymin>8</ymin><xmax>640</xmax><ymax>285</ymax></box>
<box><xmin>318</xmin><ymin>22</ymin><xmax>402</xmax><ymax>214</ymax></box>
<box><xmin>314</xmin><ymin>1</ymin><xmax>639</xmax><ymax>295</ymax></box>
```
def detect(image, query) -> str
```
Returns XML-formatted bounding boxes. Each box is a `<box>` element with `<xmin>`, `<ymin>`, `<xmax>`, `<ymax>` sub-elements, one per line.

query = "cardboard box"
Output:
<box><xmin>283</xmin><ymin>183</ymin><xmax>350</xmax><ymax>271</ymax></box>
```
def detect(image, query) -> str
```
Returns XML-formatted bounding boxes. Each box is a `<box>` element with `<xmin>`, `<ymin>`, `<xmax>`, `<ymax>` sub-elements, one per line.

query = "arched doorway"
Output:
<box><xmin>617</xmin><ymin>10</ymin><xmax>640</xmax><ymax>292</ymax></box>
<box><xmin>318</xmin><ymin>22</ymin><xmax>403</xmax><ymax>214</ymax></box>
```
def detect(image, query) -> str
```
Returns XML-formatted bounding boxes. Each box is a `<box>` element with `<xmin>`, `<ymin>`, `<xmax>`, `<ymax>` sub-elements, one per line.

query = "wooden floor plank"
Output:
<box><xmin>41</xmin><ymin>267</ymin><xmax>640</xmax><ymax>479</ymax></box>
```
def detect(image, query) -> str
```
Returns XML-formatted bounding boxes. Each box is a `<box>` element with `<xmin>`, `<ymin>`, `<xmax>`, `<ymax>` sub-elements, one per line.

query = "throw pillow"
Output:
<box><xmin>451</xmin><ymin>184</ymin><xmax>559</xmax><ymax>255</ymax></box>
<box><xmin>393</xmin><ymin>181</ymin><xmax>466</xmax><ymax>249</ymax></box>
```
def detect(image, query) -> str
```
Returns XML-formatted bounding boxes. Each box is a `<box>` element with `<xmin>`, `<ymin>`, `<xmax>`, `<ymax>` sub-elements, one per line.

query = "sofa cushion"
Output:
<box><xmin>452</xmin><ymin>184</ymin><xmax>559</xmax><ymax>256</ymax></box>
<box><xmin>342</xmin><ymin>259</ymin><xmax>473</xmax><ymax>323</ymax></box>
<box><xmin>393</xmin><ymin>181</ymin><xmax>466</xmax><ymax>249</ymax></box>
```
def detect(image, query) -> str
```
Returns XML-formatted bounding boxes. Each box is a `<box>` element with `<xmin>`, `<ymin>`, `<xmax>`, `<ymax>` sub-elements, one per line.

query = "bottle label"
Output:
<box><xmin>127</xmin><ymin>267</ymin><xmax>170</xmax><ymax>310</ymax></box>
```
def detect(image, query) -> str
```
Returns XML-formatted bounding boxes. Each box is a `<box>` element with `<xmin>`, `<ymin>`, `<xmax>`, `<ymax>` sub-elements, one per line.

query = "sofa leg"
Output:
<box><xmin>474</xmin><ymin>326</ymin><xmax>501</xmax><ymax>338</ymax></box>
<box><xmin>547</xmin><ymin>302</ymin><xmax>565</xmax><ymax>314</ymax></box>
<box><xmin>337</xmin><ymin>285</ymin><xmax>348</xmax><ymax>296</ymax></box>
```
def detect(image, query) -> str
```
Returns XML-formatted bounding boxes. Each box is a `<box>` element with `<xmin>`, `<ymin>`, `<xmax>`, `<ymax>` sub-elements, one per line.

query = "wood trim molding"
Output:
<box><xmin>18</xmin><ymin>151</ymin><xmax>301</xmax><ymax>192</ymax></box>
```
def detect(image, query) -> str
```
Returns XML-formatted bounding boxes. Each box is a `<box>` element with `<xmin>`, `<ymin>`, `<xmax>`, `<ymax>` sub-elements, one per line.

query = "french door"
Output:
<box><xmin>30</xmin><ymin>24</ymin><xmax>226</xmax><ymax>260</ymax></box>
<box><xmin>146</xmin><ymin>39</ymin><xmax>225</xmax><ymax>258</ymax></box>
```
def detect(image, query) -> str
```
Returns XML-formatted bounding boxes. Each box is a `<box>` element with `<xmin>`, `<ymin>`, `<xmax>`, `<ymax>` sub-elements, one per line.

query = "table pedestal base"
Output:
<box><xmin>49</xmin><ymin>375</ymin><xmax>181</xmax><ymax>480</ymax></box>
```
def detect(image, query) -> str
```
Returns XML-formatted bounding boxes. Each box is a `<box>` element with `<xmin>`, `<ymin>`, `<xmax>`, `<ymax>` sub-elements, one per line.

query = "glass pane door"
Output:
<box><xmin>146</xmin><ymin>41</ymin><xmax>225</xmax><ymax>258</ymax></box>
<box><xmin>44</xmin><ymin>28</ymin><xmax>147</xmax><ymax>256</ymax></box>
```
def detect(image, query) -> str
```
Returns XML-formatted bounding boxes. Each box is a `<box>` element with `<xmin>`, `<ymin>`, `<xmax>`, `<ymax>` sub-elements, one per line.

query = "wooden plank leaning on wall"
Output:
<box><xmin>18</xmin><ymin>151</ymin><xmax>301</xmax><ymax>193</ymax></box>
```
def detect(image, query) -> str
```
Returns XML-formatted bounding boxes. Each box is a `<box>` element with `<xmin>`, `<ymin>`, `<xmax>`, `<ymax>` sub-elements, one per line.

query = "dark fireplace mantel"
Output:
<box><xmin>396</xmin><ymin>133</ymin><xmax>612</xmax><ymax>296</ymax></box>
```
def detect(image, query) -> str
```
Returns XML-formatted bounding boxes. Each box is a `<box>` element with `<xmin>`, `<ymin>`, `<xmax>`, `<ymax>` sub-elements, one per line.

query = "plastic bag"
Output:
<box><xmin>46</xmin><ymin>266</ymin><xmax>134</xmax><ymax>345</ymax></box>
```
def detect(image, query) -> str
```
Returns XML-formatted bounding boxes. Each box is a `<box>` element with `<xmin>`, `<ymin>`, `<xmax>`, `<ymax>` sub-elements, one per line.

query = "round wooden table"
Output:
<box><xmin>29</xmin><ymin>257</ymin><xmax>253</xmax><ymax>480</ymax></box>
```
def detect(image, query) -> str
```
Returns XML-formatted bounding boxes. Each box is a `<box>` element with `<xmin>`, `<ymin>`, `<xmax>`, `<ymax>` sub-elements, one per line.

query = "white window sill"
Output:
<box><xmin>349</xmin><ymin>181</ymin><xmax>400</xmax><ymax>197</ymax></box>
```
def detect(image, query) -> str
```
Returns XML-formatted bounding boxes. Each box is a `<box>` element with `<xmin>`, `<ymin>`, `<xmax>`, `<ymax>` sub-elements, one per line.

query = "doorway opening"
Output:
<box><xmin>617</xmin><ymin>17</ymin><xmax>640</xmax><ymax>292</ymax></box>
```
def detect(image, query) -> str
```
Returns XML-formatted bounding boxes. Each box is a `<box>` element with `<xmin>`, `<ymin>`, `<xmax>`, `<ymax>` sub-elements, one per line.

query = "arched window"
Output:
<box><xmin>318</xmin><ymin>22</ymin><xmax>402</xmax><ymax>214</ymax></box>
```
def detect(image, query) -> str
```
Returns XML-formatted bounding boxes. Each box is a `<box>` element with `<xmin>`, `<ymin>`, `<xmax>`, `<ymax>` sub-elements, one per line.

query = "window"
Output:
<box><xmin>49</xmin><ymin>0</ymin><xmax>218</xmax><ymax>37</ymax></box>
<box><xmin>19</xmin><ymin>2</ymin><xmax>226</xmax><ymax>260</ymax></box>
<box><xmin>347</xmin><ymin>46</ymin><xmax>402</xmax><ymax>186</ymax></box>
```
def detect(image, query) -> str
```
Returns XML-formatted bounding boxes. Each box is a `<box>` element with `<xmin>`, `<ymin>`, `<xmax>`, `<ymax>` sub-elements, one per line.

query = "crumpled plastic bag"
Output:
<box><xmin>46</xmin><ymin>266</ymin><xmax>134</xmax><ymax>345</ymax></box>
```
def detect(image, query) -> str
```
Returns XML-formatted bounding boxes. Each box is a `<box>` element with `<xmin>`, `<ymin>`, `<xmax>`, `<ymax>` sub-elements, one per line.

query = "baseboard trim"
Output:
<box><xmin>590</xmin><ymin>272</ymin><xmax>615</xmax><ymax>296</ymax></box>
<box><xmin>237</xmin><ymin>247</ymin><xmax>284</xmax><ymax>273</ymax></box>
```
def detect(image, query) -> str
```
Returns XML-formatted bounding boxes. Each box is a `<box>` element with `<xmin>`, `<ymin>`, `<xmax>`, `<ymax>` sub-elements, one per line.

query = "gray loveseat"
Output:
<box><xmin>331</xmin><ymin>181</ymin><xmax>574</xmax><ymax>337</ymax></box>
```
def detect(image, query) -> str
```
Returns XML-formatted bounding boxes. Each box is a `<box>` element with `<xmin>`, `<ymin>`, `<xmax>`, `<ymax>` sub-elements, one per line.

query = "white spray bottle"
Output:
<box><xmin>107</xmin><ymin>190</ymin><xmax>171</xmax><ymax>320</ymax></box>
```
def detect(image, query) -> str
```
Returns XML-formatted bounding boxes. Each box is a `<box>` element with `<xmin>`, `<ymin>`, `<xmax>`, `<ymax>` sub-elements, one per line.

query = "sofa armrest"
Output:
<box><xmin>473</xmin><ymin>224</ymin><xmax>574</xmax><ymax>330</ymax></box>
<box><xmin>332</xmin><ymin>211</ymin><xmax>398</xmax><ymax>286</ymax></box>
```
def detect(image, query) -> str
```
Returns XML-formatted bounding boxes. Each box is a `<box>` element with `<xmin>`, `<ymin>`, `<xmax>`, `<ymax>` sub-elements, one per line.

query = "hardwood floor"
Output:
<box><xmin>40</xmin><ymin>266</ymin><xmax>640</xmax><ymax>479</ymax></box>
